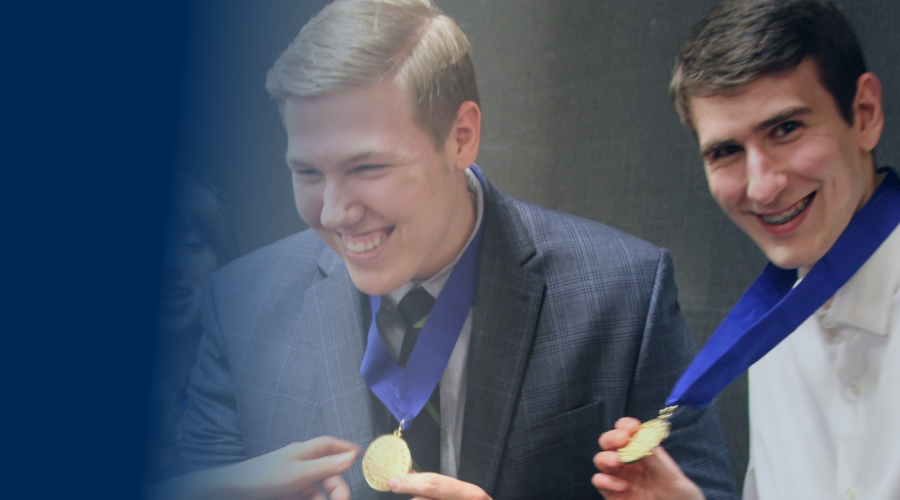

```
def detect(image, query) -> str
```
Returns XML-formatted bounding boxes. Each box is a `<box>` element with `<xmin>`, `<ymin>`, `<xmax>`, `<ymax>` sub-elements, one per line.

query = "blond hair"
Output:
<box><xmin>266</xmin><ymin>0</ymin><xmax>479</xmax><ymax>149</ymax></box>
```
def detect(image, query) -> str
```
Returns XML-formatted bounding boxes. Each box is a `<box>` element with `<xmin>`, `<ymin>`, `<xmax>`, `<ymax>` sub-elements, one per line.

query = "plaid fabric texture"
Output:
<box><xmin>172</xmin><ymin>174</ymin><xmax>738</xmax><ymax>500</ymax></box>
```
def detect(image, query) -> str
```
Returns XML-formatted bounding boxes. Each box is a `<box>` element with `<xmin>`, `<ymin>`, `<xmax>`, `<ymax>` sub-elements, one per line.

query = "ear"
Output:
<box><xmin>444</xmin><ymin>101</ymin><xmax>481</xmax><ymax>171</ymax></box>
<box><xmin>853</xmin><ymin>72</ymin><xmax>884</xmax><ymax>153</ymax></box>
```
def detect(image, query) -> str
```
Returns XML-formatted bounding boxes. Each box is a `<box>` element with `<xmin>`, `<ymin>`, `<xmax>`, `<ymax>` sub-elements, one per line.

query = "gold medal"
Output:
<box><xmin>362</xmin><ymin>425</ymin><xmax>412</xmax><ymax>491</ymax></box>
<box><xmin>617</xmin><ymin>406</ymin><xmax>677</xmax><ymax>464</ymax></box>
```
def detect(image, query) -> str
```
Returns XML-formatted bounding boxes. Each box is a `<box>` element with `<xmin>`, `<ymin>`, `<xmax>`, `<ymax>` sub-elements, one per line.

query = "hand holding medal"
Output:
<box><xmin>594</xmin><ymin>172</ymin><xmax>900</xmax><ymax>498</ymax></box>
<box><xmin>614</xmin><ymin>406</ymin><xmax>677</xmax><ymax>464</ymax></box>
<box><xmin>362</xmin><ymin>423</ymin><xmax>412</xmax><ymax>491</ymax></box>
<box><xmin>593</xmin><ymin>419</ymin><xmax>705</xmax><ymax>500</ymax></box>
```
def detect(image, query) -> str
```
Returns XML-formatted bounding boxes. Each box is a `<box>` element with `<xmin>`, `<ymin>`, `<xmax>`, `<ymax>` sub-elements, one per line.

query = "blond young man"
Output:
<box><xmin>170</xmin><ymin>1</ymin><xmax>736</xmax><ymax>499</ymax></box>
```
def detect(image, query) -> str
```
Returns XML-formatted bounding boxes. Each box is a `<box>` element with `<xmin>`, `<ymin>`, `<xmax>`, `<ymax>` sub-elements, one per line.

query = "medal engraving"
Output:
<box><xmin>617</xmin><ymin>406</ymin><xmax>677</xmax><ymax>464</ymax></box>
<box><xmin>362</xmin><ymin>430</ymin><xmax>412</xmax><ymax>491</ymax></box>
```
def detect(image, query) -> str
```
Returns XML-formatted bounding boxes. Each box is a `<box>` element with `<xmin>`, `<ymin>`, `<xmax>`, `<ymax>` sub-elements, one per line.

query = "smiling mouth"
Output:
<box><xmin>340</xmin><ymin>228</ymin><xmax>393</xmax><ymax>254</ymax></box>
<box><xmin>758</xmin><ymin>192</ymin><xmax>815</xmax><ymax>225</ymax></box>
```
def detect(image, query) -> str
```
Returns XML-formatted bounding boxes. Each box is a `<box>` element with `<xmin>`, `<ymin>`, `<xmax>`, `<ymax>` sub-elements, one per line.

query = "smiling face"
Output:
<box><xmin>159</xmin><ymin>226</ymin><xmax>219</xmax><ymax>334</ymax></box>
<box><xmin>690</xmin><ymin>58</ymin><xmax>883</xmax><ymax>274</ymax></box>
<box><xmin>284</xmin><ymin>80</ymin><xmax>479</xmax><ymax>295</ymax></box>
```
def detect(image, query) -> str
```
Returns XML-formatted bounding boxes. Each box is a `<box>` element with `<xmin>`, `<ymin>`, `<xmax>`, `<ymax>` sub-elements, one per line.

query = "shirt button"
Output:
<box><xmin>850</xmin><ymin>383</ymin><xmax>863</xmax><ymax>397</ymax></box>
<box><xmin>845</xmin><ymin>486</ymin><xmax>859</xmax><ymax>499</ymax></box>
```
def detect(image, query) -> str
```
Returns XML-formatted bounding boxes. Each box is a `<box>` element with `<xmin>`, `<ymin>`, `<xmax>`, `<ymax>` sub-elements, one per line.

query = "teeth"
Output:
<box><xmin>761</xmin><ymin>194</ymin><xmax>813</xmax><ymax>225</ymax></box>
<box><xmin>343</xmin><ymin>233</ymin><xmax>386</xmax><ymax>254</ymax></box>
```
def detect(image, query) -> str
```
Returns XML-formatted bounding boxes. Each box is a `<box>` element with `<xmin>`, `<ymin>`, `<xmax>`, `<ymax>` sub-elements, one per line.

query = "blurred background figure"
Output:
<box><xmin>147</xmin><ymin>176</ymin><xmax>238</xmax><ymax>482</ymax></box>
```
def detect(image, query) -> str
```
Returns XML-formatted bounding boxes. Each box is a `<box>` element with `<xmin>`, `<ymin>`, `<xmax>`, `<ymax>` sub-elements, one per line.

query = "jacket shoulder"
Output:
<box><xmin>208</xmin><ymin>228</ymin><xmax>334</xmax><ymax>297</ymax></box>
<box><xmin>490</xmin><ymin>189</ymin><xmax>666</xmax><ymax>279</ymax></box>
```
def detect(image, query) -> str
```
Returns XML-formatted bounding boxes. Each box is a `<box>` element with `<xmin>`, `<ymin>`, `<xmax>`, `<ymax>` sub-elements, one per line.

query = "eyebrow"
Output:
<box><xmin>342</xmin><ymin>149</ymin><xmax>395</xmax><ymax>164</ymax></box>
<box><xmin>753</xmin><ymin>106</ymin><xmax>813</xmax><ymax>132</ymax></box>
<box><xmin>699</xmin><ymin>106</ymin><xmax>814</xmax><ymax>157</ymax></box>
<box><xmin>286</xmin><ymin>147</ymin><xmax>410</xmax><ymax>168</ymax></box>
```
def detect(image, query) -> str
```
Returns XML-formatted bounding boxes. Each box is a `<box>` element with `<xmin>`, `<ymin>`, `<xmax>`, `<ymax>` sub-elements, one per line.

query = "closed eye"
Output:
<box><xmin>351</xmin><ymin>164</ymin><xmax>390</xmax><ymax>178</ymax></box>
<box><xmin>292</xmin><ymin>167</ymin><xmax>321</xmax><ymax>176</ymax></box>
<box><xmin>353</xmin><ymin>164</ymin><xmax>386</xmax><ymax>173</ymax></box>
<box><xmin>290</xmin><ymin>166</ymin><xmax>323</xmax><ymax>185</ymax></box>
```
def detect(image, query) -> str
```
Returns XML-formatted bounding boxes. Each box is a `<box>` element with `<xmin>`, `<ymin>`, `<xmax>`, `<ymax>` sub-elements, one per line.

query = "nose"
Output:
<box><xmin>320</xmin><ymin>179</ymin><xmax>363</xmax><ymax>229</ymax></box>
<box><xmin>745</xmin><ymin>147</ymin><xmax>787</xmax><ymax>205</ymax></box>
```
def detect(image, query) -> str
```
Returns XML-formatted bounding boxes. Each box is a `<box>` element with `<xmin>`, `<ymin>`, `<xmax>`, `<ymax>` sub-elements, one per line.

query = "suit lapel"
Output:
<box><xmin>303</xmin><ymin>249</ymin><xmax>377</xmax><ymax>498</ymax></box>
<box><xmin>298</xmin><ymin>175</ymin><xmax>544</xmax><ymax>498</ymax></box>
<box><xmin>457</xmin><ymin>180</ymin><xmax>545</xmax><ymax>495</ymax></box>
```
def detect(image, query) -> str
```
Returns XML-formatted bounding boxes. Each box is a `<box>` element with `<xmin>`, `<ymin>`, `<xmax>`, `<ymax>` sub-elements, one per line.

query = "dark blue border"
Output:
<box><xmin>6</xmin><ymin>2</ymin><xmax>192</xmax><ymax>497</ymax></box>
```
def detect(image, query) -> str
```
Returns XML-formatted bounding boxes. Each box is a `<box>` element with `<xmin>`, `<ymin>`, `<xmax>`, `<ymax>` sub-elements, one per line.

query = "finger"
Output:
<box><xmin>390</xmin><ymin>472</ymin><xmax>450</xmax><ymax>497</ymax></box>
<box><xmin>642</xmin><ymin>446</ymin><xmax>683</xmax><ymax>479</ymax></box>
<box><xmin>320</xmin><ymin>475</ymin><xmax>352</xmax><ymax>500</ymax></box>
<box><xmin>308</xmin><ymin>484</ymin><xmax>329</xmax><ymax>500</ymax></box>
<box><xmin>607</xmin><ymin>446</ymin><xmax>672</xmax><ymax>481</ymax></box>
<box><xmin>593</xmin><ymin>450</ymin><xmax>625</xmax><ymax>472</ymax></box>
<box><xmin>389</xmin><ymin>472</ymin><xmax>489</xmax><ymax>500</ymax></box>
<box><xmin>295</xmin><ymin>484</ymin><xmax>322</xmax><ymax>500</ymax></box>
<box><xmin>651</xmin><ymin>445</ymin><xmax>677</xmax><ymax>468</ymax></box>
<box><xmin>614</xmin><ymin>417</ymin><xmax>642</xmax><ymax>432</ymax></box>
<box><xmin>282</xmin><ymin>450</ymin><xmax>357</xmax><ymax>489</ymax></box>
<box><xmin>599</xmin><ymin>428</ymin><xmax>636</xmax><ymax>450</ymax></box>
<box><xmin>286</xmin><ymin>436</ymin><xmax>361</xmax><ymax>460</ymax></box>
<box><xmin>591</xmin><ymin>472</ymin><xmax>629</xmax><ymax>493</ymax></box>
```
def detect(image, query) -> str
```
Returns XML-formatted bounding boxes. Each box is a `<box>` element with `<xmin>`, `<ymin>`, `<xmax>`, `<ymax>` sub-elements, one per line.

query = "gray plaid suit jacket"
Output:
<box><xmin>172</xmin><ymin>173</ymin><xmax>737</xmax><ymax>499</ymax></box>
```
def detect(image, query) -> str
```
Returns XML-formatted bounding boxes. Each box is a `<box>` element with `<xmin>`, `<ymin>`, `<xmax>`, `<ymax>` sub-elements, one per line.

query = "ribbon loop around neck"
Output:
<box><xmin>668</xmin><ymin>168</ymin><xmax>900</xmax><ymax>409</ymax></box>
<box><xmin>360</xmin><ymin>166</ymin><xmax>486</xmax><ymax>428</ymax></box>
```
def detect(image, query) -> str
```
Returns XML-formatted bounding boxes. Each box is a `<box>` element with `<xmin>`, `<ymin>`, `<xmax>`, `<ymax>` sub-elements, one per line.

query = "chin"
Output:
<box><xmin>768</xmin><ymin>258</ymin><xmax>802</xmax><ymax>271</ymax></box>
<box><xmin>347</xmin><ymin>268</ymin><xmax>405</xmax><ymax>296</ymax></box>
<box><xmin>761</xmin><ymin>248</ymin><xmax>815</xmax><ymax>271</ymax></box>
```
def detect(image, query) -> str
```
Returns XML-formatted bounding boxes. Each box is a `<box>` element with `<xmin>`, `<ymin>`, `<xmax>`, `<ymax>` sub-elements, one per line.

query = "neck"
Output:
<box><xmin>413</xmin><ymin>171</ymin><xmax>477</xmax><ymax>280</ymax></box>
<box><xmin>799</xmin><ymin>168</ymin><xmax>887</xmax><ymax>279</ymax></box>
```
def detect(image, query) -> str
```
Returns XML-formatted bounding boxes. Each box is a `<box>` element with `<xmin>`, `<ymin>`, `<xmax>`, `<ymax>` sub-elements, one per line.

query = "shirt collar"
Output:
<box><xmin>820</xmin><ymin>223</ymin><xmax>900</xmax><ymax>337</ymax></box>
<box><xmin>387</xmin><ymin>167</ymin><xmax>484</xmax><ymax>304</ymax></box>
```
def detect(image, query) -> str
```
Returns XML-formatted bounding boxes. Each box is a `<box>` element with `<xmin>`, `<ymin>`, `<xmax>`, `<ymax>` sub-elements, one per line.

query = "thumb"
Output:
<box><xmin>645</xmin><ymin>446</ymin><xmax>685</xmax><ymax>481</ymax></box>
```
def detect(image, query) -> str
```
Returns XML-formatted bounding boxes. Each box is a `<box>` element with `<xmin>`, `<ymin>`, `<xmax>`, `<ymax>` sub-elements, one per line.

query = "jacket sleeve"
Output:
<box><xmin>167</xmin><ymin>277</ymin><xmax>248</xmax><ymax>477</ymax></box>
<box><xmin>626</xmin><ymin>249</ymin><xmax>738</xmax><ymax>500</ymax></box>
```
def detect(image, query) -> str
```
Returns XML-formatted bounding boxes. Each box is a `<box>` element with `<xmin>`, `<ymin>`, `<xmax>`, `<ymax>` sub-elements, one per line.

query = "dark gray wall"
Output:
<box><xmin>180</xmin><ymin>0</ymin><xmax>900</xmax><ymax>490</ymax></box>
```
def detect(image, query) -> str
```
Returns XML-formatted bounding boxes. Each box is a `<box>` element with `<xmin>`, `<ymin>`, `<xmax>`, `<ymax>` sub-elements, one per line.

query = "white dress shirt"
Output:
<box><xmin>378</xmin><ymin>168</ymin><xmax>483</xmax><ymax>478</ymax></box>
<box><xmin>743</xmin><ymin>224</ymin><xmax>900</xmax><ymax>500</ymax></box>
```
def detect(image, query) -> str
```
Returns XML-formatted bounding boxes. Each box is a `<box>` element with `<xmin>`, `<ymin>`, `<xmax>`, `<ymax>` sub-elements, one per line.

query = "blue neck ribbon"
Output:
<box><xmin>361</xmin><ymin>167</ymin><xmax>485</xmax><ymax>429</ymax></box>
<box><xmin>668</xmin><ymin>168</ymin><xmax>900</xmax><ymax>409</ymax></box>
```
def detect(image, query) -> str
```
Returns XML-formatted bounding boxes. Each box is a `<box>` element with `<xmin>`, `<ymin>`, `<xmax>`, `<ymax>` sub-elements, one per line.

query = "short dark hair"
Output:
<box><xmin>670</xmin><ymin>0</ymin><xmax>867</xmax><ymax>131</ymax></box>
<box><xmin>168</xmin><ymin>176</ymin><xmax>238</xmax><ymax>266</ymax></box>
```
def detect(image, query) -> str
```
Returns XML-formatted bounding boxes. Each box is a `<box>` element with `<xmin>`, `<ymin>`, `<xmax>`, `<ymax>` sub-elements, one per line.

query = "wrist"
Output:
<box><xmin>675</xmin><ymin>478</ymin><xmax>705</xmax><ymax>500</ymax></box>
<box><xmin>180</xmin><ymin>465</ymin><xmax>254</xmax><ymax>500</ymax></box>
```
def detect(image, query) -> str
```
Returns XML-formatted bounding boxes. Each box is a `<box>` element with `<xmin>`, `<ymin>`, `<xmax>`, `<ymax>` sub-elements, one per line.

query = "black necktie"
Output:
<box><xmin>397</xmin><ymin>287</ymin><xmax>436</xmax><ymax>367</ymax></box>
<box><xmin>376</xmin><ymin>286</ymin><xmax>441</xmax><ymax>475</ymax></box>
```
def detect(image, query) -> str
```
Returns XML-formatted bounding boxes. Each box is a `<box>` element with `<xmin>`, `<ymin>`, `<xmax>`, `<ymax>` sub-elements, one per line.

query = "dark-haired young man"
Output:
<box><xmin>594</xmin><ymin>1</ymin><xmax>898</xmax><ymax>499</ymax></box>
